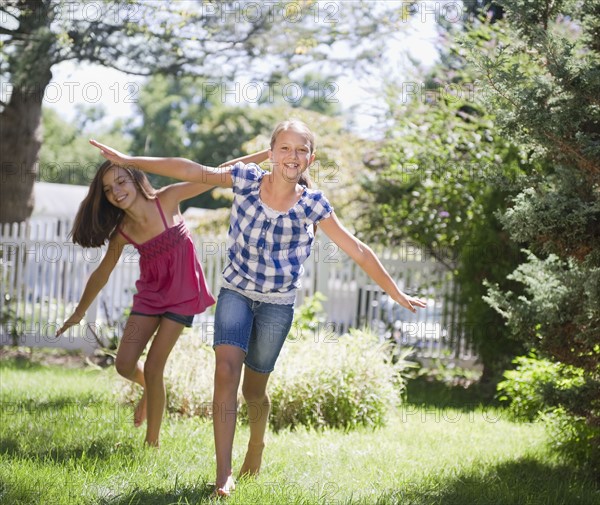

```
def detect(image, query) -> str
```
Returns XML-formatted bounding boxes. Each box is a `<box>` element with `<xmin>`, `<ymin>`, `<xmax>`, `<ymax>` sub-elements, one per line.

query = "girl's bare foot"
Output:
<box><xmin>214</xmin><ymin>474</ymin><xmax>236</xmax><ymax>498</ymax></box>
<box><xmin>238</xmin><ymin>441</ymin><xmax>265</xmax><ymax>478</ymax></box>
<box><xmin>133</xmin><ymin>392</ymin><xmax>147</xmax><ymax>427</ymax></box>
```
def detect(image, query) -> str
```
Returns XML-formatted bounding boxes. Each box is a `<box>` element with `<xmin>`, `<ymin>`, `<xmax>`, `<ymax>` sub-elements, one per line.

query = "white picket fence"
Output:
<box><xmin>0</xmin><ymin>218</ymin><xmax>475</xmax><ymax>361</ymax></box>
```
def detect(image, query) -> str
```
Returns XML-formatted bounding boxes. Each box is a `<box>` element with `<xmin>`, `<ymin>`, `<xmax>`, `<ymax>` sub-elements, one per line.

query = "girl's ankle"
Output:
<box><xmin>216</xmin><ymin>473</ymin><xmax>235</xmax><ymax>488</ymax></box>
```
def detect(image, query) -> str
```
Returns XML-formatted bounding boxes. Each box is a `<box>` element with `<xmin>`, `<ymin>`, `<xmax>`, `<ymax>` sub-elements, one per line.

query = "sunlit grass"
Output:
<box><xmin>1</xmin><ymin>356</ymin><xmax>598</xmax><ymax>504</ymax></box>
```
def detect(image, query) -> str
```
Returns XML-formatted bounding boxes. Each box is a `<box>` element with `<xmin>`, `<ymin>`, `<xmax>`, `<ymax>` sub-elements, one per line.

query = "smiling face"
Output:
<box><xmin>269</xmin><ymin>128</ymin><xmax>316</xmax><ymax>183</ymax></box>
<box><xmin>102</xmin><ymin>166</ymin><xmax>138</xmax><ymax>209</ymax></box>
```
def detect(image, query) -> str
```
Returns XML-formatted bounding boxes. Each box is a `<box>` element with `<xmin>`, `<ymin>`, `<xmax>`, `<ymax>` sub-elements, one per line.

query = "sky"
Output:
<box><xmin>41</xmin><ymin>1</ymin><xmax>443</xmax><ymax>139</ymax></box>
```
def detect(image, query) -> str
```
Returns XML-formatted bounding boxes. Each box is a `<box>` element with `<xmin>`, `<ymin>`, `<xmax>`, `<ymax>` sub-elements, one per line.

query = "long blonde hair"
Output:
<box><xmin>270</xmin><ymin>119</ymin><xmax>315</xmax><ymax>189</ymax></box>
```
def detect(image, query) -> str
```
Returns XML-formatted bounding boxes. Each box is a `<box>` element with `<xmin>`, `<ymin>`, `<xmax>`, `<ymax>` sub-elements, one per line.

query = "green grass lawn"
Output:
<box><xmin>1</xmin><ymin>354</ymin><xmax>599</xmax><ymax>505</ymax></box>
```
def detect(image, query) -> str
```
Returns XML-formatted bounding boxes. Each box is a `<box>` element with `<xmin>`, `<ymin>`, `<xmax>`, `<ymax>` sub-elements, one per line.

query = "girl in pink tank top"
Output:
<box><xmin>57</xmin><ymin>149</ymin><xmax>269</xmax><ymax>447</ymax></box>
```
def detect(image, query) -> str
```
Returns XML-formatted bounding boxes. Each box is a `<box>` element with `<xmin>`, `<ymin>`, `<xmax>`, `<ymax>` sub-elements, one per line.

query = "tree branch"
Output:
<box><xmin>58</xmin><ymin>55</ymin><xmax>153</xmax><ymax>77</ymax></box>
<box><xmin>543</xmin><ymin>131</ymin><xmax>599</xmax><ymax>175</ymax></box>
<box><xmin>0</xmin><ymin>26</ymin><xmax>17</xmax><ymax>36</ymax></box>
<box><xmin>0</xmin><ymin>6</ymin><xmax>20</xmax><ymax>23</ymax></box>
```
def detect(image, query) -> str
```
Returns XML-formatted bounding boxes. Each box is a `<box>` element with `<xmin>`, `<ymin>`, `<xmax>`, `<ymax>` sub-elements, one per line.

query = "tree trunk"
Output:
<box><xmin>0</xmin><ymin>0</ymin><xmax>53</xmax><ymax>224</ymax></box>
<box><xmin>0</xmin><ymin>82</ymin><xmax>48</xmax><ymax>224</ymax></box>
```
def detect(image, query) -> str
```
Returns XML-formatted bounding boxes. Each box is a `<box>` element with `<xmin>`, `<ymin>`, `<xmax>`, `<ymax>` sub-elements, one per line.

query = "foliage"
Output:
<box><xmin>485</xmin><ymin>252</ymin><xmax>600</xmax><ymax>372</ymax></box>
<box><xmin>471</xmin><ymin>0</ymin><xmax>600</xmax><ymax>471</ymax></box>
<box><xmin>125</xmin><ymin>74</ymin><xmax>369</xmax><ymax>215</ymax></box>
<box><xmin>273</xmin><ymin>294</ymin><xmax>415</xmax><ymax>430</ymax></box>
<box><xmin>498</xmin><ymin>170</ymin><xmax>600</xmax><ymax>262</ymax></box>
<box><xmin>125</xmin><ymin>74</ymin><xmax>282</xmax><ymax>209</ymax></box>
<box><xmin>0</xmin><ymin>246</ymin><xmax>25</xmax><ymax>346</ymax></box>
<box><xmin>358</xmin><ymin>26</ymin><xmax>526</xmax><ymax>379</ymax></box>
<box><xmin>257</xmin><ymin>71</ymin><xmax>343</xmax><ymax>116</ymax></box>
<box><xmin>1</xmin><ymin>0</ymin><xmax>409</xmax><ymax>222</ymax></box>
<box><xmin>118</xmin><ymin>328</ymin><xmax>410</xmax><ymax>431</ymax></box>
<box><xmin>544</xmin><ymin>407</ymin><xmax>600</xmax><ymax>475</ymax></box>
<box><xmin>416</xmin><ymin>355</ymin><xmax>482</xmax><ymax>388</ymax></box>
<box><xmin>497</xmin><ymin>353</ymin><xmax>586</xmax><ymax>421</ymax></box>
<box><xmin>118</xmin><ymin>295</ymin><xmax>413</xmax><ymax>432</ymax></box>
<box><xmin>288</xmin><ymin>292</ymin><xmax>327</xmax><ymax>339</ymax></box>
<box><xmin>38</xmin><ymin>108</ymin><xmax>131</xmax><ymax>185</ymax></box>
<box><xmin>268</xmin><ymin>328</ymin><xmax>414</xmax><ymax>431</ymax></box>
<box><xmin>0</xmin><ymin>294</ymin><xmax>24</xmax><ymax>347</ymax></box>
<box><xmin>117</xmin><ymin>332</ymin><xmax>215</xmax><ymax>418</ymax></box>
<box><xmin>497</xmin><ymin>353</ymin><xmax>600</xmax><ymax>471</ymax></box>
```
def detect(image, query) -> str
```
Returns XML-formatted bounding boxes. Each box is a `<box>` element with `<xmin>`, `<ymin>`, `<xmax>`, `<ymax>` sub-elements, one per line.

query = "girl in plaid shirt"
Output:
<box><xmin>91</xmin><ymin>120</ymin><xmax>426</xmax><ymax>496</ymax></box>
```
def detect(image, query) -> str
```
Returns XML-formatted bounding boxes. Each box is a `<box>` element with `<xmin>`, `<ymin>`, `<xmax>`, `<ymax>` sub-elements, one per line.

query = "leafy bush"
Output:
<box><xmin>497</xmin><ymin>353</ymin><xmax>600</xmax><ymax>472</ymax></box>
<box><xmin>472</xmin><ymin>0</ymin><xmax>600</xmax><ymax>474</ymax></box>
<box><xmin>497</xmin><ymin>353</ymin><xmax>585</xmax><ymax>421</ymax></box>
<box><xmin>267</xmin><ymin>328</ymin><xmax>415</xmax><ymax>431</ymax></box>
<box><xmin>417</xmin><ymin>353</ymin><xmax>482</xmax><ymax>388</ymax></box>
<box><xmin>288</xmin><ymin>292</ymin><xmax>327</xmax><ymax>339</ymax></box>
<box><xmin>543</xmin><ymin>407</ymin><xmax>600</xmax><ymax>472</ymax></box>
<box><xmin>117</xmin><ymin>323</ymin><xmax>414</xmax><ymax>431</ymax></box>
<box><xmin>118</xmin><ymin>293</ymin><xmax>415</xmax><ymax>430</ymax></box>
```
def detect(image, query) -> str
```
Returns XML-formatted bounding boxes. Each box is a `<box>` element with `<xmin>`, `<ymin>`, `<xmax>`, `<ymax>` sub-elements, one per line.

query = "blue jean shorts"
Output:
<box><xmin>130</xmin><ymin>311</ymin><xmax>195</xmax><ymax>327</ymax></box>
<box><xmin>213</xmin><ymin>288</ymin><xmax>295</xmax><ymax>373</ymax></box>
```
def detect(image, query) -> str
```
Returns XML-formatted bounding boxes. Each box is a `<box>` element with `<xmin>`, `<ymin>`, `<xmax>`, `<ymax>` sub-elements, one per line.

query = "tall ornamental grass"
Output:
<box><xmin>117</xmin><ymin>327</ymin><xmax>414</xmax><ymax>431</ymax></box>
<box><xmin>267</xmin><ymin>328</ymin><xmax>414</xmax><ymax>431</ymax></box>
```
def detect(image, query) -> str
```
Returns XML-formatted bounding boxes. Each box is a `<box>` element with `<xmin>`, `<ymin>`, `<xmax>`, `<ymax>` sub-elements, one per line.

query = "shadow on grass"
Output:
<box><xmin>0</xmin><ymin>477</ymin><xmax>216</xmax><ymax>505</ymax></box>
<box><xmin>3</xmin><ymin>396</ymin><xmax>109</xmax><ymax>411</ymax></box>
<box><xmin>0</xmin><ymin>478</ymin><xmax>214</xmax><ymax>505</ymax></box>
<box><xmin>1</xmin><ymin>434</ymin><xmax>139</xmax><ymax>465</ymax></box>
<box><xmin>375</xmin><ymin>457</ymin><xmax>600</xmax><ymax>505</ymax></box>
<box><xmin>0</xmin><ymin>354</ymin><xmax>47</xmax><ymax>371</ymax></box>
<box><xmin>405</xmin><ymin>376</ymin><xmax>500</xmax><ymax>411</ymax></box>
<box><xmin>0</xmin><ymin>476</ymin><xmax>49</xmax><ymax>505</ymax></box>
<box><xmin>97</xmin><ymin>483</ymin><xmax>215</xmax><ymax>505</ymax></box>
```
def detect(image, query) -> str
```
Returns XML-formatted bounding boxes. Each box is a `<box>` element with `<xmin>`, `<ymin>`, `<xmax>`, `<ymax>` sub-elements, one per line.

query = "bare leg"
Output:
<box><xmin>239</xmin><ymin>366</ymin><xmax>270</xmax><ymax>477</ymax></box>
<box><xmin>142</xmin><ymin>318</ymin><xmax>185</xmax><ymax>447</ymax></box>
<box><xmin>114</xmin><ymin>315</ymin><xmax>160</xmax><ymax>427</ymax></box>
<box><xmin>213</xmin><ymin>344</ymin><xmax>246</xmax><ymax>494</ymax></box>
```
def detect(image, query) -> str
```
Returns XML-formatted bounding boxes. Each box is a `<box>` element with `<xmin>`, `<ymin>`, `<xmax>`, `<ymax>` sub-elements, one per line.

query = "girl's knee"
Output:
<box><xmin>215</xmin><ymin>358</ymin><xmax>242</xmax><ymax>384</ymax></box>
<box><xmin>242</xmin><ymin>383</ymin><xmax>268</xmax><ymax>404</ymax></box>
<box><xmin>114</xmin><ymin>357</ymin><xmax>136</xmax><ymax>378</ymax></box>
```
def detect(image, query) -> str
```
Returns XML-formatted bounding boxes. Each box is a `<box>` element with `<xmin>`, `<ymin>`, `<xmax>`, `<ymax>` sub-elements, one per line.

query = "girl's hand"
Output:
<box><xmin>89</xmin><ymin>139</ymin><xmax>133</xmax><ymax>166</ymax></box>
<box><xmin>395</xmin><ymin>293</ymin><xmax>428</xmax><ymax>313</ymax></box>
<box><xmin>56</xmin><ymin>312</ymin><xmax>85</xmax><ymax>337</ymax></box>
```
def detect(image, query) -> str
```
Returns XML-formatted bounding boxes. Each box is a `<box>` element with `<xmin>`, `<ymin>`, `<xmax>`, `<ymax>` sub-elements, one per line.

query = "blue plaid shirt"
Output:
<box><xmin>222</xmin><ymin>162</ymin><xmax>333</xmax><ymax>304</ymax></box>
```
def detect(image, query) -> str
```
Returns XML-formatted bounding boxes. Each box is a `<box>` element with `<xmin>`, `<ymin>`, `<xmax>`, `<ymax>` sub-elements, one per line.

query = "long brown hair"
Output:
<box><xmin>270</xmin><ymin>119</ymin><xmax>315</xmax><ymax>190</ymax></box>
<box><xmin>71</xmin><ymin>160</ymin><xmax>156</xmax><ymax>247</ymax></box>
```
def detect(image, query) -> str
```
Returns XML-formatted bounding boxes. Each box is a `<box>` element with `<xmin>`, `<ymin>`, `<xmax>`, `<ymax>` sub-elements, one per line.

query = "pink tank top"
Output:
<box><xmin>118</xmin><ymin>198</ymin><xmax>215</xmax><ymax>316</ymax></box>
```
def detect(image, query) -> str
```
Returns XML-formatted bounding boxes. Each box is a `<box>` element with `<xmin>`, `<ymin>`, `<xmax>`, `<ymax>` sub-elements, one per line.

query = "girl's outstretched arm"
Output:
<box><xmin>163</xmin><ymin>149</ymin><xmax>271</xmax><ymax>203</ymax></box>
<box><xmin>89</xmin><ymin>139</ymin><xmax>236</xmax><ymax>188</ymax></box>
<box><xmin>56</xmin><ymin>233</ymin><xmax>126</xmax><ymax>336</ymax></box>
<box><xmin>319</xmin><ymin>212</ymin><xmax>427</xmax><ymax>313</ymax></box>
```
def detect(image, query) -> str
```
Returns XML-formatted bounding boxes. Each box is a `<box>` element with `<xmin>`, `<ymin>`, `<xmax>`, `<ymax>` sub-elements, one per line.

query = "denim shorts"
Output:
<box><xmin>130</xmin><ymin>311</ymin><xmax>195</xmax><ymax>327</ymax></box>
<box><xmin>213</xmin><ymin>288</ymin><xmax>295</xmax><ymax>374</ymax></box>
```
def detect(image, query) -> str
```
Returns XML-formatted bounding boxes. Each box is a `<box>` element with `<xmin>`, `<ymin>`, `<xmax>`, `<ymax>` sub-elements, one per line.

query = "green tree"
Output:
<box><xmin>1</xmin><ymin>0</ymin><xmax>401</xmax><ymax>223</ymax></box>
<box><xmin>258</xmin><ymin>71</ymin><xmax>342</xmax><ymax>116</ymax></box>
<box><xmin>125</xmin><ymin>74</ymin><xmax>281</xmax><ymax>209</ymax></box>
<box><xmin>475</xmin><ymin>0</ymin><xmax>600</xmax><ymax>467</ymax></box>
<box><xmin>123</xmin><ymin>74</ymin><xmax>366</xmax><ymax>213</ymax></box>
<box><xmin>38</xmin><ymin>107</ymin><xmax>129</xmax><ymax>185</ymax></box>
<box><xmin>358</xmin><ymin>29</ymin><xmax>527</xmax><ymax>381</ymax></box>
